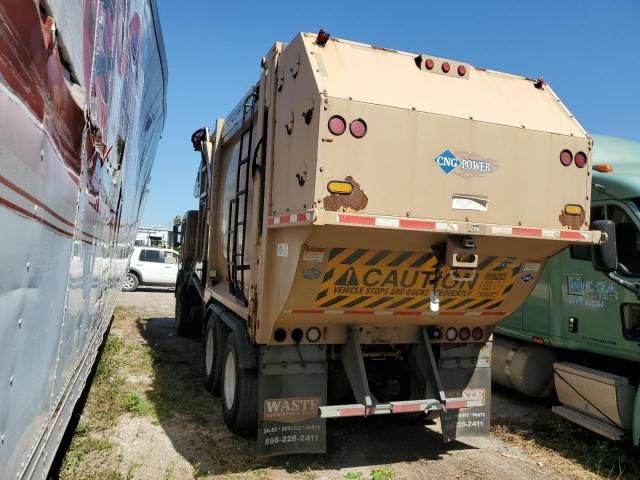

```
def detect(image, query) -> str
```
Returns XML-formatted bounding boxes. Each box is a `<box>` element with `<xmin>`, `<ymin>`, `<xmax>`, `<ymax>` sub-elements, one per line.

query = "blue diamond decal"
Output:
<box><xmin>434</xmin><ymin>149</ymin><xmax>459</xmax><ymax>174</ymax></box>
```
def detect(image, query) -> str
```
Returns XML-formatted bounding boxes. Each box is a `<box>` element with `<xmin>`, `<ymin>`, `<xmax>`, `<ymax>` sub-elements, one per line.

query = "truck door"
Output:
<box><xmin>558</xmin><ymin>201</ymin><xmax>640</xmax><ymax>353</ymax></box>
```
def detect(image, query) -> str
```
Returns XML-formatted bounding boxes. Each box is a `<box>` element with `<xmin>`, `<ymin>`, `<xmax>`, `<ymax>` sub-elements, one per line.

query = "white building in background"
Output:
<box><xmin>135</xmin><ymin>226</ymin><xmax>174</xmax><ymax>248</ymax></box>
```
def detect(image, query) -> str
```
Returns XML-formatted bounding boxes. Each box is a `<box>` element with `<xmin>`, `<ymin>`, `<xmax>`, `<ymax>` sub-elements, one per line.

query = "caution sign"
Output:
<box><xmin>314</xmin><ymin>249</ymin><xmax>520</xmax><ymax>311</ymax></box>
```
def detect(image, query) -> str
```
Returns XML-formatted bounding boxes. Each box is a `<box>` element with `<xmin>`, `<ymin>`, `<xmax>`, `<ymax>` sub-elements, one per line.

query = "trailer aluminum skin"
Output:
<box><xmin>493</xmin><ymin>135</ymin><xmax>640</xmax><ymax>447</ymax></box>
<box><xmin>175</xmin><ymin>31</ymin><xmax>603</xmax><ymax>455</ymax></box>
<box><xmin>0</xmin><ymin>1</ymin><xmax>167</xmax><ymax>478</ymax></box>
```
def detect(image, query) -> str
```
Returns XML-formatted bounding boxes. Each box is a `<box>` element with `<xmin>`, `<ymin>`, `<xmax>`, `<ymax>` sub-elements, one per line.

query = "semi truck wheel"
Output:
<box><xmin>221</xmin><ymin>332</ymin><xmax>258</xmax><ymax>435</ymax></box>
<box><xmin>204</xmin><ymin>316</ymin><xmax>223</xmax><ymax>395</ymax></box>
<box><xmin>122</xmin><ymin>272</ymin><xmax>139</xmax><ymax>292</ymax></box>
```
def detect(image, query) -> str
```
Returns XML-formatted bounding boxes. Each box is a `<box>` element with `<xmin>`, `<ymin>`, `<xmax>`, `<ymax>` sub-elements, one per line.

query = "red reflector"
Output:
<box><xmin>459</xmin><ymin>327</ymin><xmax>471</xmax><ymax>341</ymax></box>
<box><xmin>560</xmin><ymin>149</ymin><xmax>573</xmax><ymax>166</ymax></box>
<box><xmin>457</xmin><ymin>65</ymin><xmax>466</xmax><ymax>76</ymax></box>
<box><xmin>425</xmin><ymin>58</ymin><xmax>435</xmax><ymax>70</ymax></box>
<box><xmin>328</xmin><ymin>115</ymin><xmax>346</xmax><ymax>135</ymax></box>
<box><xmin>472</xmin><ymin>327</ymin><xmax>483</xmax><ymax>341</ymax></box>
<box><xmin>574</xmin><ymin>151</ymin><xmax>587</xmax><ymax>168</ymax></box>
<box><xmin>349</xmin><ymin>119</ymin><xmax>367</xmax><ymax>138</ymax></box>
<box><xmin>441</xmin><ymin>62</ymin><xmax>450</xmax><ymax>73</ymax></box>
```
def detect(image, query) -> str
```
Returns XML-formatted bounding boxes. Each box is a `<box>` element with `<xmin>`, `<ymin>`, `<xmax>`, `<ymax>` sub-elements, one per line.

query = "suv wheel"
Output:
<box><xmin>122</xmin><ymin>272</ymin><xmax>139</xmax><ymax>292</ymax></box>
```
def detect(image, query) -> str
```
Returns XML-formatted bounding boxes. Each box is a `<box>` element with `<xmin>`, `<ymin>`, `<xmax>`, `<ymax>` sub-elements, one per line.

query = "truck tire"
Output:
<box><xmin>175</xmin><ymin>291</ymin><xmax>193</xmax><ymax>336</ymax></box>
<box><xmin>204</xmin><ymin>316</ymin><xmax>224</xmax><ymax>395</ymax></box>
<box><xmin>221</xmin><ymin>332</ymin><xmax>258</xmax><ymax>435</ymax></box>
<box><xmin>122</xmin><ymin>272</ymin><xmax>139</xmax><ymax>292</ymax></box>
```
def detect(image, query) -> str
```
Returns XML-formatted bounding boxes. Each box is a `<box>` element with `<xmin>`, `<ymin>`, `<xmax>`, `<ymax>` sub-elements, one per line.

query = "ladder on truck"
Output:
<box><xmin>227</xmin><ymin>90</ymin><xmax>257</xmax><ymax>304</ymax></box>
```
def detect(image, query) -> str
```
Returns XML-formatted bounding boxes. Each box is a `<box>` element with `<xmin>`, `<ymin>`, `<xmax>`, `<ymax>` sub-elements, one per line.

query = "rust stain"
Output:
<box><xmin>323</xmin><ymin>176</ymin><xmax>368</xmax><ymax>212</ymax></box>
<box><xmin>559</xmin><ymin>209</ymin><xmax>585</xmax><ymax>230</ymax></box>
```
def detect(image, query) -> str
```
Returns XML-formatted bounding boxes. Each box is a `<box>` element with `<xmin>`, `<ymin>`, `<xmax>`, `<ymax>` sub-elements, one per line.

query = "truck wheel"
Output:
<box><xmin>204</xmin><ymin>316</ymin><xmax>223</xmax><ymax>395</ymax></box>
<box><xmin>122</xmin><ymin>272</ymin><xmax>139</xmax><ymax>292</ymax></box>
<box><xmin>175</xmin><ymin>292</ymin><xmax>192</xmax><ymax>336</ymax></box>
<box><xmin>221</xmin><ymin>332</ymin><xmax>258</xmax><ymax>435</ymax></box>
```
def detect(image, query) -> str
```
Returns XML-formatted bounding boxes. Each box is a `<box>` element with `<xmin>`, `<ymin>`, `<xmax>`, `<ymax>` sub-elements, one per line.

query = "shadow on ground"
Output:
<box><xmin>136</xmin><ymin>316</ymin><xmax>478</xmax><ymax>476</ymax></box>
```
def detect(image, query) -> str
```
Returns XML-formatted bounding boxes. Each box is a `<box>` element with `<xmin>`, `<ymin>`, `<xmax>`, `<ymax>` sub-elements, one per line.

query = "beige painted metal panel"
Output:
<box><xmin>304</xmin><ymin>33</ymin><xmax>585</xmax><ymax>137</ymax></box>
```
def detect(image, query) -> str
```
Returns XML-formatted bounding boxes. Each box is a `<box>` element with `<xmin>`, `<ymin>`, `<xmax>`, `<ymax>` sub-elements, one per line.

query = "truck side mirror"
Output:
<box><xmin>591</xmin><ymin>219</ymin><xmax>617</xmax><ymax>272</ymax></box>
<box><xmin>172</xmin><ymin>224</ymin><xmax>181</xmax><ymax>249</ymax></box>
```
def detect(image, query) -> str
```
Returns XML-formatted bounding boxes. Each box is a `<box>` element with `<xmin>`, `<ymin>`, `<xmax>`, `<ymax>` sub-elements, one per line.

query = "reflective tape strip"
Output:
<box><xmin>267</xmin><ymin>211</ymin><xmax>313</xmax><ymax>226</ymax></box>
<box><xmin>494</xmin><ymin>225</ymin><xmax>590</xmax><ymax>240</ymax></box>
<box><xmin>320</xmin><ymin>401</ymin><xmax>443</xmax><ymax>418</ymax></box>
<box><xmin>283</xmin><ymin>309</ymin><xmax>507</xmax><ymax>316</ymax></box>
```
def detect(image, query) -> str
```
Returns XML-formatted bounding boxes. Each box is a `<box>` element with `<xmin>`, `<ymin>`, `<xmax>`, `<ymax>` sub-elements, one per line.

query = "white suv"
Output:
<box><xmin>122</xmin><ymin>246</ymin><xmax>179</xmax><ymax>292</ymax></box>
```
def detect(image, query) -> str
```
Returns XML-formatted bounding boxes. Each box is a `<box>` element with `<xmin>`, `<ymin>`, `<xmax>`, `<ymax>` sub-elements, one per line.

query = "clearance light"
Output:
<box><xmin>472</xmin><ymin>327</ymin><xmax>484</xmax><ymax>341</ymax></box>
<box><xmin>457</xmin><ymin>65</ymin><xmax>466</xmax><ymax>76</ymax></box>
<box><xmin>594</xmin><ymin>164</ymin><xmax>614</xmax><ymax>173</ymax></box>
<box><xmin>273</xmin><ymin>328</ymin><xmax>287</xmax><ymax>342</ymax></box>
<box><xmin>560</xmin><ymin>149</ymin><xmax>573</xmax><ymax>166</ymax></box>
<box><xmin>574</xmin><ymin>151</ymin><xmax>587</xmax><ymax>168</ymax></box>
<box><xmin>564</xmin><ymin>204</ymin><xmax>584</xmax><ymax>216</ymax></box>
<box><xmin>327</xmin><ymin>181</ymin><xmax>353</xmax><ymax>195</ymax></box>
<box><xmin>445</xmin><ymin>327</ymin><xmax>457</xmax><ymax>341</ymax></box>
<box><xmin>328</xmin><ymin>115</ymin><xmax>346</xmax><ymax>135</ymax></box>
<box><xmin>316</xmin><ymin>29</ymin><xmax>330</xmax><ymax>47</ymax></box>
<box><xmin>425</xmin><ymin>58</ymin><xmax>435</xmax><ymax>70</ymax></box>
<box><xmin>459</xmin><ymin>327</ymin><xmax>471</xmax><ymax>341</ymax></box>
<box><xmin>532</xmin><ymin>336</ymin><xmax>545</xmax><ymax>345</ymax></box>
<box><xmin>441</xmin><ymin>62</ymin><xmax>451</xmax><ymax>73</ymax></box>
<box><xmin>306</xmin><ymin>327</ymin><xmax>321</xmax><ymax>343</ymax></box>
<box><xmin>349</xmin><ymin>119</ymin><xmax>367</xmax><ymax>138</ymax></box>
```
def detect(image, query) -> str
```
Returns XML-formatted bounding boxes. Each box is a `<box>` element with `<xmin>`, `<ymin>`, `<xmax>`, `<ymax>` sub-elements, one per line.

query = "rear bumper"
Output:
<box><xmin>267</xmin><ymin>209</ymin><xmax>602</xmax><ymax>244</ymax></box>
<box><xmin>319</xmin><ymin>396</ymin><xmax>484</xmax><ymax>418</ymax></box>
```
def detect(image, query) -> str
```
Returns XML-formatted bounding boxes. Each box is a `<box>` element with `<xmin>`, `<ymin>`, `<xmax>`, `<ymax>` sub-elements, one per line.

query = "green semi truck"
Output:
<box><xmin>493</xmin><ymin>135</ymin><xmax>640</xmax><ymax>447</ymax></box>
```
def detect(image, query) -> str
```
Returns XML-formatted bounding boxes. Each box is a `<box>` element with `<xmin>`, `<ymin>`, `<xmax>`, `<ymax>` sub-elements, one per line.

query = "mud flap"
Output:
<box><xmin>257</xmin><ymin>344</ymin><xmax>327</xmax><ymax>456</ymax></box>
<box><xmin>439</xmin><ymin>341</ymin><xmax>492</xmax><ymax>441</ymax></box>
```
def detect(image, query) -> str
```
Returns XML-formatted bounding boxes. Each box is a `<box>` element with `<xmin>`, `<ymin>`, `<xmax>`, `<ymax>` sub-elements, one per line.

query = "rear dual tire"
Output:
<box><xmin>220</xmin><ymin>332</ymin><xmax>258</xmax><ymax>435</ymax></box>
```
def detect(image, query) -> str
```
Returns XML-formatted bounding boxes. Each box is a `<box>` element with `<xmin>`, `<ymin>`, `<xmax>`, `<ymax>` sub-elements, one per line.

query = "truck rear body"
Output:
<box><xmin>179</xmin><ymin>31</ymin><xmax>601</xmax><ymax>455</ymax></box>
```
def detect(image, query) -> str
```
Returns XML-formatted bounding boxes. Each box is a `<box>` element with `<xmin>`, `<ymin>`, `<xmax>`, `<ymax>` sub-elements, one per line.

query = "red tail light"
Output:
<box><xmin>441</xmin><ymin>62</ymin><xmax>450</xmax><ymax>73</ymax></box>
<box><xmin>459</xmin><ymin>327</ymin><xmax>471</xmax><ymax>341</ymax></box>
<box><xmin>574</xmin><ymin>151</ymin><xmax>587</xmax><ymax>168</ymax></box>
<box><xmin>425</xmin><ymin>58</ymin><xmax>435</xmax><ymax>70</ymax></box>
<box><xmin>560</xmin><ymin>149</ymin><xmax>573</xmax><ymax>166</ymax></box>
<box><xmin>349</xmin><ymin>119</ymin><xmax>367</xmax><ymax>138</ymax></box>
<box><xmin>328</xmin><ymin>115</ymin><xmax>346</xmax><ymax>135</ymax></box>
<box><xmin>457</xmin><ymin>65</ymin><xmax>466</xmax><ymax>76</ymax></box>
<box><xmin>472</xmin><ymin>327</ymin><xmax>484</xmax><ymax>341</ymax></box>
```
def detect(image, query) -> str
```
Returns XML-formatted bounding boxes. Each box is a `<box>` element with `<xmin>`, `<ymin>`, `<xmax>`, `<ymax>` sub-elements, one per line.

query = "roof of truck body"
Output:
<box><xmin>295</xmin><ymin>32</ymin><xmax>587</xmax><ymax>138</ymax></box>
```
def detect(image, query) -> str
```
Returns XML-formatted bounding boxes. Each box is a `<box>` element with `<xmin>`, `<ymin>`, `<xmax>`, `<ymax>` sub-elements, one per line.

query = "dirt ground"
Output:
<box><xmin>54</xmin><ymin>288</ymin><xmax>639</xmax><ymax>480</ymax></box>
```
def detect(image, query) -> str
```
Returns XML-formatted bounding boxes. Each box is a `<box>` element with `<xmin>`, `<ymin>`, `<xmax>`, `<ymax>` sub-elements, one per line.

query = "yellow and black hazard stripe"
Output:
<box><xmin>314</xmin><ymin>249</ymin><xmax>522</xmax><ymax>311</ymax></box>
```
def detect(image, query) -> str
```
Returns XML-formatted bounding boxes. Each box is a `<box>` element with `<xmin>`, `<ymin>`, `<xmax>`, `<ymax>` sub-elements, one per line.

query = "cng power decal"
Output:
<box><xmin>314</xmin><ymin>249</ymin><xmax>521</xmax><ymax>311</ymax></box>
<box><xmin>433</xmin><ymin>149</ymin><xmax>499</xmax><ymax>178</ymax></box>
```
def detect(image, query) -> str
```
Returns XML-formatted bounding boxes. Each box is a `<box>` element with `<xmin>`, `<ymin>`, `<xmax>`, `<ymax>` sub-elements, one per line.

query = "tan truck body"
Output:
<box><xmin>181</xmin><ymin>31</ymin><xmax>601</xmax><ymax>455</ymax></box>
<box><xmin>202</xmin><ymin>33</ymin><xmax>597</xmax><ymax>344</ymax></box>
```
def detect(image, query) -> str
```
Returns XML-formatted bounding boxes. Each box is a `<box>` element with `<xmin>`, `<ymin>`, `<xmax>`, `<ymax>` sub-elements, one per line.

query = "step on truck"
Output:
<box><xmin>493</xmin><ymin>135</ymin><xmax>640</xmax><ymax>447</ymax></box>
<box><xmin>174</xmin><ymin>30</ymin><xmax>605</xmax><ymax>455</ymax></box>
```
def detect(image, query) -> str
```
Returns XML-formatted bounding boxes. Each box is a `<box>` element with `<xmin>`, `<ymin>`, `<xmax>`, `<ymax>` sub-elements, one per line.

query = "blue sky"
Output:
<box><xmin>143</xmin><ymin>0</ymin><xmax>640</xmax><ymax>227</ymax></box>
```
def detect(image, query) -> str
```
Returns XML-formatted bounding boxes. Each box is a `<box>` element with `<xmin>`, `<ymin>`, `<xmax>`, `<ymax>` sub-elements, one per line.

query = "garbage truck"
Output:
<box><xmin>493</xmin><ymin>134</ymin><xmax>640</xmax><ymax>447</ymax></box>
<box><xmin>174</xmin><ymin>30</ymin><xmax>606</xmax><ymax>455</ymax></box>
